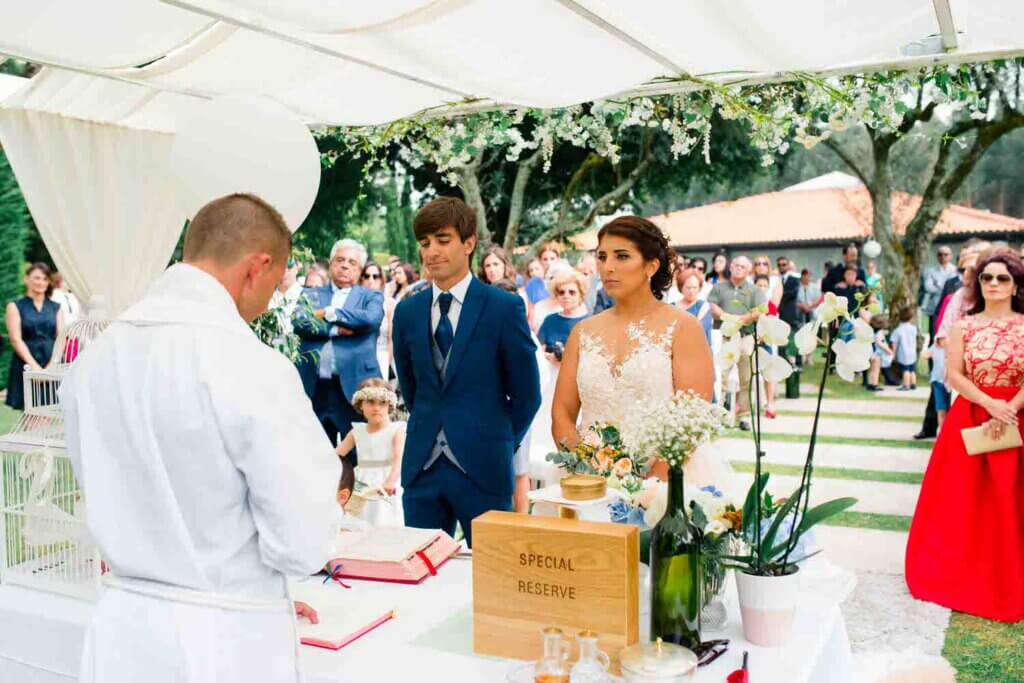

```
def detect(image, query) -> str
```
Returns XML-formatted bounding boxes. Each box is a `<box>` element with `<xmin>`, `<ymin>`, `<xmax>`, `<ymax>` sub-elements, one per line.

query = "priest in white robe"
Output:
<box><xmin>61</xmin><ymin>194</ymin><xmax>340</xmax><ymax>683</ymax></box>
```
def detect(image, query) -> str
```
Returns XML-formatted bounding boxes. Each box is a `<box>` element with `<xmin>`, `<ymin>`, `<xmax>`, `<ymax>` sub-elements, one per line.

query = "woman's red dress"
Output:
<box><xmin>906</xmin><ymin>315</ymin><xmax>1024</xmax><ymax>623</ymax></box>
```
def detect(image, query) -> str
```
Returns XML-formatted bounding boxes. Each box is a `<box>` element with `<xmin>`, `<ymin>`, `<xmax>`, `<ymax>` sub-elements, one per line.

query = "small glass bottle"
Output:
<box><xmin>534</xmin><ymin>627</ymin><xmax>571</xmax><ymax>683</ymax></box>
<box><xmin>569</xmin><ymin>630</ymin><xmax>610</xmax><ymax>683</ymax></box>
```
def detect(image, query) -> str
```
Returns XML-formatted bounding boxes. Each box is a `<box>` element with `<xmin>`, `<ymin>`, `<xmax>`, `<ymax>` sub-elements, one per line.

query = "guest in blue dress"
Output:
<box><xmin>675</xmin><ymin>267</ymin><xmax>712</xmax><ymax>349</ymax></box>
<box><xmin>5</xmin><ymin>263</ymin><xmax>63</xmax><ymax>410</ymax></box>
<box><xmin>537</xmin><ymin>269</ymin><xmax>590</xmax><ymax>359</ymax></box>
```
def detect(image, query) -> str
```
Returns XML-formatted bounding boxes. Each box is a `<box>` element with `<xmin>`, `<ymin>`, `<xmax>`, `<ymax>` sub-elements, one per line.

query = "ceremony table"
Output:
<box><xmin>0</xmin><ymin>558</ymin><xmax>851</xmax><ymax>682</ymax></box>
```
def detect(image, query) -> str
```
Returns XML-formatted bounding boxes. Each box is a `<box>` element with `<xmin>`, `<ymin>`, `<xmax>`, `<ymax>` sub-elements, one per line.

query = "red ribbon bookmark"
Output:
<box><xmin>415</xmin><ymin>550</ymin><xmax>438</xmax><ymax>576</ymax></box>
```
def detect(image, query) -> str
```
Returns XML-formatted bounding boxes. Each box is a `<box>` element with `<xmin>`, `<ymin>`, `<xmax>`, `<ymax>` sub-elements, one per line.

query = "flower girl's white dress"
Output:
<box><xmin>352</xmin><ymin>421</ymin><xmax>405</xmax><ymax>527</ymax></box>
<box><xmin>576</xmin><ymin>319</ymin><xmax>736</xmax><ymax>494</ymax></box>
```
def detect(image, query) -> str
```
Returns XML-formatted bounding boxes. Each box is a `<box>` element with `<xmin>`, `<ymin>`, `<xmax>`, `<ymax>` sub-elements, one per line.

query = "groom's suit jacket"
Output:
<box><xmin>392</xmin><ymin>277</ymin><xmax>541</xmax><ymax>496</ymax></box>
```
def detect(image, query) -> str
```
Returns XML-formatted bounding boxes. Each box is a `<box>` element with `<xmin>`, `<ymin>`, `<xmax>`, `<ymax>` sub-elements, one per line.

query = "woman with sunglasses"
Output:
<box><xmin>906</xmin><ymin>250</ymin><xmax>1024</xmax><ymax>623</ymax></box>
<box><xmin>361</xmin><ymin>262</ymin><xmax>393</xmax><ymax>377</ymax></box>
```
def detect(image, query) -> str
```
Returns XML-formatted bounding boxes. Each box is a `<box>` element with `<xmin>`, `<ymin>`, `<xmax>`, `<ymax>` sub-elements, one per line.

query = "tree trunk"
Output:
<box><xmin>503</xmin><ymin>148</ymin><xmax>543</xmax><ymax>252</ymax></box>
<box><xmin>456</xmin><ymin>150</ymin><xmax>490</xmax><ymax>246</ymax></box>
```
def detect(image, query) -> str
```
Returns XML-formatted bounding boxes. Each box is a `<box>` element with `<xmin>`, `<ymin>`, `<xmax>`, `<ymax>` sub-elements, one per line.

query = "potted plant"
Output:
<box><xmin>716</xmin><ymin>292</ymin><xmax>871</xmax><ymax>646</ymax></box>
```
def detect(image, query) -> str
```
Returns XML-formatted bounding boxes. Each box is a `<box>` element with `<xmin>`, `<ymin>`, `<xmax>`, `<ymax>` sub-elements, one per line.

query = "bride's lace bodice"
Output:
<box><xmin>577</xmin><ymin>321</ymin><xmax>676</xmax><ymax>427</ymax></box>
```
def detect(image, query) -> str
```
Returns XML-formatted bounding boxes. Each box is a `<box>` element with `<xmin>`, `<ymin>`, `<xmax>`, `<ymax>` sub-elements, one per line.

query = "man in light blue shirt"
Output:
<box><xmin>294</xmin><ymin>239</ymin><xmax>385</xmax><ymax>450</ymax></box>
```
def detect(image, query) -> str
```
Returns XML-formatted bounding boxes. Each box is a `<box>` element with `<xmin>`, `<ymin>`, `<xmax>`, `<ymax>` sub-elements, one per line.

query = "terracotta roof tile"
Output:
<box><xmin>570</xmin><ymin>187</ymin><xmax>1024</xmax><ymax>250</ymax></box>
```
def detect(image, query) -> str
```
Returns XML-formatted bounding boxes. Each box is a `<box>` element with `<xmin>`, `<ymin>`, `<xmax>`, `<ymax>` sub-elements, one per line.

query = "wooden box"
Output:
<box><xmin>472</xmin><ymin>511</ymin><xmax>639</xmax><ymax>674</ymax></box>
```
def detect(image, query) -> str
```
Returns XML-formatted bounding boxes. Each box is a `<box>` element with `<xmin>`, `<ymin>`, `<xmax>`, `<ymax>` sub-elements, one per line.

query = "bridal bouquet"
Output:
<box><xmin>547</xmin><ymin>423</ymin><xmax>648</xmax><ymax>495</ymax></box>
<box><xmin>620</xmin><ymin>390</ymin><xmax>730</xmax><ymax>470</ymax></box>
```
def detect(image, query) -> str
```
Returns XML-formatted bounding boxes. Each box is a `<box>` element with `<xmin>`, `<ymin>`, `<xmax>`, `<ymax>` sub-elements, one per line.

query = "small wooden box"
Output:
<box><xmin>472</xmin><ymin>511</ymin><xmax>639</xmax><ymax>674</ymax></box>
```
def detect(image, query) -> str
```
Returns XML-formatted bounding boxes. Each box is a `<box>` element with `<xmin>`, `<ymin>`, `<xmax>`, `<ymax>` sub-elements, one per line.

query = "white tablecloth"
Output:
<box><xmin>0</xmin><ymin>560</ymin><xmax>851</xmax><ymax>682</ymax></box>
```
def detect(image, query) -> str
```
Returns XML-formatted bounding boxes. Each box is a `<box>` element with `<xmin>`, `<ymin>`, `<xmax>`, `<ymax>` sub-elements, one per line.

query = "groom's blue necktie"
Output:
<box><xmin>434</xmin><ymin>292</ymin><xmax>455</xmax><ymax>358</ymax></box>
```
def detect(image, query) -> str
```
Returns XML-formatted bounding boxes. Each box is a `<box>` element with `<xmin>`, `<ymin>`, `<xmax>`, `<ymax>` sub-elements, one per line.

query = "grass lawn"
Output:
<box><xmin>730</xmin><ymin>460</ymin><xmax>923</xmax><ymax>485</ymax></box>
<box><xmin>944</xmin><ymin>613</ymin><xmax>1024</xmax><ymax>682</ymax></box>
<box><xmin>797</xmin><ymin>359</ymin><xmax>929</xmax><ymax>402</ymax></box>
<box><xmin>824</xmin><ymin>510</ymin><xmax>912</xmax><ymax>532</ymax></box>
<box><xmin>724</xmin><ymin>429</ymin><xmax>933</xmax><ymax>450</ymax></box>
<box><xmin>776</xmin><ymin>410</ymin><xmax>920</xmax><ymax>423</ymax></box>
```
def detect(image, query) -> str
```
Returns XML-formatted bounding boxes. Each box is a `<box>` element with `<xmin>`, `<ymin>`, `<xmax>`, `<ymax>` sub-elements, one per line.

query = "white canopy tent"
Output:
<box><xmin>2</xmin><ymin>0</ymin><xmax>1024</xmax><ymax>314</ymax></box>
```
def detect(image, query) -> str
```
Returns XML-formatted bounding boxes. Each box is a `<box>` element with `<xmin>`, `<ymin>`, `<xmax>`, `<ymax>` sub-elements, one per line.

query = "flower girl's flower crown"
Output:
<box><xmin>352</xmin><ymin>385</ymin><xmax>397</xmax><ymax>407</ymax></box>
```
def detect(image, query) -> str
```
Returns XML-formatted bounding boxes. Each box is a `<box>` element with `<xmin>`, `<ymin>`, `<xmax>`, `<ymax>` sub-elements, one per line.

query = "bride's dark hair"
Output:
<box><xmin>597</xmin><ymin>216</ymin><xmax>674</xmax><ymax>299</ymax></box>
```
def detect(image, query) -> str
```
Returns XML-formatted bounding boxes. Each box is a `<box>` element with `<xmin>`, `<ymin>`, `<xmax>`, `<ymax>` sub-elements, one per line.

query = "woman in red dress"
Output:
<box><xmin>906</xmin><ymin>251</ymin><xmax>1024</xmax><ymax>623</ymax></box>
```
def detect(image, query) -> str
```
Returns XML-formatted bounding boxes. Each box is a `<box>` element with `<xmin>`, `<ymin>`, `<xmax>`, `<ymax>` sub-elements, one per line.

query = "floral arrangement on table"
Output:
<box><xmin>714</xmin><ymin>290</ymin><xmax>871</xmax><ymax>645</ymax></box>
<box><xmin>613</xmin><ymin>390</ymin><xmax>730</xmax><ymax>649</ymax></box>
<box><xmin>546</xmin><ymin>423</ymin><xmax>648</xmax><ymax>496</ymax></box>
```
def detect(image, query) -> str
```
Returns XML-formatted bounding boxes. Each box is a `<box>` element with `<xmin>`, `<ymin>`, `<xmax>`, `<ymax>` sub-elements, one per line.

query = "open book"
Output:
<box><xmin>330</xmin><ymin>527</ymin><xmax>460</xmax><ymax>584</ymax></box>
<box><xmin>290</xmin><ymin>581</ymin><xmax>395</xmax><ymax>651</ymax></box>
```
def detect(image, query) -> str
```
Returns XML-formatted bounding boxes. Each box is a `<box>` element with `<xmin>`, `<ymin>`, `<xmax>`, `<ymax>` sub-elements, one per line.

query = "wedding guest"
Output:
<box><xmin>539</xmin><ymin>241</ymin><xmax>562</xmax><ymax>275</ymax></box>
<box><xmin>708</xmin><ymin>251</ymin><xmax>729</xmax><ymax>285</ymax></box>
<box><xmin>391</xmin><ymin>262</ymin><xmax>419</xmax><ymax>303</ymax></box>
<box><xmin>891</xmin><ymin>307</ymin><xmax>919</xmax><ymax>390</ymax></box>
<box><xmin>707</xmin><ymin>255</ymin><xmax>765</xmax><ymax>430</ymax></box>
<box><xmin>865</xmin><ymin>260</ymin><xmax>884</xmax><ymax>305</ymax></box>
<box><xmin>268</xmin><ymin>258</ymin><xmax>303</xmax><ymax>345</ymax></box>
<box><xmin>753</xmin><ymin>255</ymin><xmax>782</xmax><ymax>307</ymax></box>
<box><xmin>906</xmin><ymin>250</ymin><xmax>1024</xmax><ymax>623</ymax></box>
<box><xmin>866</xmin><ymin>314</ymin><xmax>894</xmax><ymax>392</ymax></box>
<box><xmin>361</xmin><ymin>262</ymin><xmax>393</xmax><ymax>377</ymax></box>
<box><xmin>690</xmin><ymin>257</ymin><xmax>712</xmax><ymax>300</ymax></box>
<box><xmin>50</xmin><ymin>272</ymin><xmax>81</xmax><ymax>326</ymax></box>
<box><xmin>822</xmin><ymin>244</ymin><xmax>865</xmax><ymax>295</ymax></box>
<box><xmin>532</xmin><ymin>261</ymin><xmax>580</xmax><ymax>332</ymax></box>
<box><xmin>303</xmin><ymin>266</ymin><xmax>328</xmax><ymax>288</ymax></box>
<box><xmin>336</xmin><ymin>378</ymin><xmax>405</xmax><ymax>527</ymax></box>
<box><xmin>524</xmin><ymin>257</ymin><xmax>548</xmax><ymax>306</ymax></box>
<box><xmin>538</xmin><ymin>269</ymin><xmax>590</xmax><ymax>367</ymax></box>
<box><xmin>922</xmin><ymin>245</ymin><xmax>957</xmax><ymax>335</ymax></box>
<box><xmin>754</xmin><ymin>273</ymin><xmax>778</xmax><ymax>418</ymax></box>
<box><xmin>5</xmin><ymin>263</ymin><xmax>63</xmax><ymax>410</ymax></box>
<box><xmin>294</xmin><ymin>239</ymin><xmax>384</xmax><ymax>450</ymax></box>
<box><xmin>576</xmin><ymin>252</ymin><xmax>601</xmax><ymax>312</ymax></box>
<box><xmin>479</xmin><ymin>245</ymin><xmax>531</xmax><ymax>318</ymax></box>
<box><xmin>384</xmin><ymin>255</ymin><xmax>402</xmax><ymax>298</ymax></box>
<box><xmin>677</xmin><ymin>267</ymin><xmax>712</xmax><ymax>349</ymax></box>
<box><xmin>796</xmin><ymin>269</ymin><xmax>820</xmax><ymax>324</ymax></box>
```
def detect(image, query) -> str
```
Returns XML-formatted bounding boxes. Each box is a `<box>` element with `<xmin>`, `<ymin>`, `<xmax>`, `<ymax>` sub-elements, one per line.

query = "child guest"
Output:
<box><xmin>867</xmin><ymin>314</ymin><xmax>895</xmax><ymax>392</ymax></box>
<box><xmin>890</xmin><ymin>308</ymin><xmax>919</xmax><ymax>390</ymax></box>
<box><xmin>336</xmin><ymin>378</ymin><xmax>406</xmax><ymax>526</ymax></box>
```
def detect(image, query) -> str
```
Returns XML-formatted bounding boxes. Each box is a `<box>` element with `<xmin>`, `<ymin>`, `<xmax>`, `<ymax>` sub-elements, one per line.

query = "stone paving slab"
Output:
<box><xmin>735</xmin><ymin>472</ymin><xmax>920</xmax><ymax>516</ymax></box>
<box><xmin>754</xmin><ymin>414</ymin><xmax>921</xmax><ymax>441</ymax></box>
<box><xmin>717</xmin><ymin>438</ymin><xmax>929</xmax><ymax>474</ymax></box>
<box><xmin>777</xmin><ymin>397</ymin><xmax>926</xmax><ymax>418</ymax></box>
<box><xmin>816</xmin><ymin>526</ymin><xmax>909</xmax><ymax>575</ymax></box>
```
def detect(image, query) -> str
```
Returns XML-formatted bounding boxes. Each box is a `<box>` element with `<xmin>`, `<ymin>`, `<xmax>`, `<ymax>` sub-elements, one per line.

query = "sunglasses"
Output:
<box><xmin>363</xmin><ymin>273</ymin><xmax>382</xmax><ymax>280</ymax></box>
<box><xmin>694</xmin><ymin>639</ymin><xmax>730</xmax><ymax>667</ymax></box>
<box><xmin>979</xmin><ymin>273</ymin><xmax>1013</xmax><ymax>284</ymax></box>
<box><xmin>556</xmin><ymin>288</ymin><xmax>578</xmax><ymax>296</ymax></box>
<box><xmin>754</xmin><ymin>261</ymin><xmax>769</xmax><ymax>267</ymax></box>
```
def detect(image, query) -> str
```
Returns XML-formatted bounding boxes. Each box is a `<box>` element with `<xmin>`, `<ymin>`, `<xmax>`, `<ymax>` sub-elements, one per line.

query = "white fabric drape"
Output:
<box><xmin>0</xmin><ymin>104</ymin><xmax>183</xmax><ymax>316</ymax></box>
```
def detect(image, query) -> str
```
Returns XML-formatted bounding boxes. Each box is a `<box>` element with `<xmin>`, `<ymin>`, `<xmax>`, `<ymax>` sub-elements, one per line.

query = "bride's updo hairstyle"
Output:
<box><xmin>596</xmin><ymin>215</ymin><xmax>674</xmax><ymax>300</ymax></box>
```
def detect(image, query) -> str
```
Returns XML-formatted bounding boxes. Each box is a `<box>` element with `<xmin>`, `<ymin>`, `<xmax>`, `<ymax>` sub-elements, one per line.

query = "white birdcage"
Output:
<box><xmin>0</xmin><ymin>312</ymin><xmax>110</xmax><ymax>600</ymax></box>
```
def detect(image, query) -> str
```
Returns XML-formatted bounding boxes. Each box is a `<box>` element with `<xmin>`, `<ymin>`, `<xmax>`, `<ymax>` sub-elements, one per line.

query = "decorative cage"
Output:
<box><xmin>0</xmin><ymin>314</ymin><xmax>110</xmax><ymax>600</ymax></box>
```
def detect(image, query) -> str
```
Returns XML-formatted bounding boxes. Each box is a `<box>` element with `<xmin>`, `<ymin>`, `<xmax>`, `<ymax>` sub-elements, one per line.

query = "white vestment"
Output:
<box><xmin>61</xmin><ymin>263</ymin><xmax>341</xmax><ymax>683</ymax></box>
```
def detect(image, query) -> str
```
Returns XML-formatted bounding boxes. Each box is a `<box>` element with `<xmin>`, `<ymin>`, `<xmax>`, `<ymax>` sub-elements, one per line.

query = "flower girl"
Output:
<box><xmin>336</xmin><ymin>378</ymin><xmax>405</xmax><ymax>527</ymax></box>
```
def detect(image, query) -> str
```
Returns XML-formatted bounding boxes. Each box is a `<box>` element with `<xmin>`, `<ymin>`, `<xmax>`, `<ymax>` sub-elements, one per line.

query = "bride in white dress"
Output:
<box><xmin>551</xmin><ymin>216</ymin><xmax>735</xmax><ymax>491</ymax></box>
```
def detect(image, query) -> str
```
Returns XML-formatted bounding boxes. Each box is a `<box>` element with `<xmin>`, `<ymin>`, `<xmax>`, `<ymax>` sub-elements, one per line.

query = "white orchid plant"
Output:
<box><xmin>716</xmin><ymin>292</ymin><xmax>867</xmax><ymax>577</ymax></box>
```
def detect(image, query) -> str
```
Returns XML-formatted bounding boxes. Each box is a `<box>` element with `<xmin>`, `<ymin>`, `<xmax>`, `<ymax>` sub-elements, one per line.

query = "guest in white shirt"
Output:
<box><xmin>50</xmin><ymin>272</ymin><xmax>82</xmax><ymax>326</ymax></box>
<box><xmin>61</xmin><ymin>194</ymin><xmax>338</xmax><ymax>683</ymax></box>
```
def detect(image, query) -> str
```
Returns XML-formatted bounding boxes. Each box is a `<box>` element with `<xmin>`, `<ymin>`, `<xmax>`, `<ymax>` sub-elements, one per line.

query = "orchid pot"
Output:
<box><xmin>735</xmin><ymin>567</ymin><xmax>800</xmax><ymax>646</ymax></box>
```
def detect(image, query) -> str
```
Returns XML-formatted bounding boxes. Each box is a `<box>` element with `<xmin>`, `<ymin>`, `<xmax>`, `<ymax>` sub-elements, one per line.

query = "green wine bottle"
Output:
<box><xmin>650</xmin><ymin>467</ymin><xmax>702</xmax><ymax>649</ymax></box>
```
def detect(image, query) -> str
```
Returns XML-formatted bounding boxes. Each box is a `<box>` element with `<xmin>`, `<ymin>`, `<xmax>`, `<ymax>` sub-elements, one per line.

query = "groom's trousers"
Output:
<box><xmin>403</xmin><ymin>456</ymin><xmax>511</xmax><ymax>548</ymax></box>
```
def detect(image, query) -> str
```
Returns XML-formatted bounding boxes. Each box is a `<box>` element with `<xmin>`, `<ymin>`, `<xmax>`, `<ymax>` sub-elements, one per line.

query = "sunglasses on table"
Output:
<box><xmin>693</xmin><ymin>639</ymin><xmax>730</xmax><ymax>667</ymax></box>
<box><xmin>979</xmin><ymin>273</ymin><xmax>1013</xmax><ymax>284</ymax></box>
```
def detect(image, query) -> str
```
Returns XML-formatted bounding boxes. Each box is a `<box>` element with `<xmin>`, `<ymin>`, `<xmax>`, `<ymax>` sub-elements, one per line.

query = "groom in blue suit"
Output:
<box><xmin>392</xmin><ymin>197</ymin><xmax>541</xmax><ymax>546</ymax></box>
<box><xmin>294</xmin><ymin>239</ymin><xmax>384</xmax><ymax>451</ymax></box>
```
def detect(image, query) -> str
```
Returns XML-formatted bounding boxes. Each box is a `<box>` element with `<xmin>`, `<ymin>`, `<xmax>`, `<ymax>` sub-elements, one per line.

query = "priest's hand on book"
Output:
<box><xmin>294</xmin><ymin>601</ymin><xmax>319</xmax><ymax>624</ymax></box>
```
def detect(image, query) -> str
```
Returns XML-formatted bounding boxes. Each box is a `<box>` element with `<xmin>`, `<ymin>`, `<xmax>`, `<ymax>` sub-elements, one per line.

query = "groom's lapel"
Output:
<box><xmin>443</xmin><ymin>278</ymin><xmax>485</xmax><ymax>388</ymax></box>
<box><xmin>412</xmin><ymin>291</ymin><xmax>441</xmax><ymax>392</ymax></box>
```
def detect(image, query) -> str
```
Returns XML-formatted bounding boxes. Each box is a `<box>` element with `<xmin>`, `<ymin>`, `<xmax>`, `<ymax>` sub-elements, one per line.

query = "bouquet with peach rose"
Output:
<box><xmin>546</xmin><ymin>423</ymin><xmax>649</xmax><ymax>495</ymax></box>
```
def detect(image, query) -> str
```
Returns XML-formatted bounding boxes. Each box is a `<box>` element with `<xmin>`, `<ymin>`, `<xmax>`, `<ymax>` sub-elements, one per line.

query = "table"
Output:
<box><xmin>0</xmin><ymin>560</ymin><xmax>851</xmax><ymax>682</ymax></box>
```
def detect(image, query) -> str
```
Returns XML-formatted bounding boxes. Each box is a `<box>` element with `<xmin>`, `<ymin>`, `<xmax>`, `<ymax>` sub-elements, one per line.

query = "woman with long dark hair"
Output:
<box><xmin>360</xmin><ymin>262</ymin><xmax>392</xmax><ymax>376</ymax></box>
<box><xmin>906</xmin><ymin>250</ymin><xmax>1024</xmax><ymax>623</ymax></box>
<box><xmin>390</xmin><ymin>262</ymin><xmax>419</xmax><ymax>303</ymax></box>
<box><xmin>5</xmin><ymin>263</ymin><xmax>63</xmax><ymax>410</ymax></box>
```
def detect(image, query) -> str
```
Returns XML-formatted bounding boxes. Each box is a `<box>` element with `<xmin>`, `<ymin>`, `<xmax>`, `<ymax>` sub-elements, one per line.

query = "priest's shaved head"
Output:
<box><xmin>183</xmin><ymin>193</ymin><xmax>292</xmax><ymax>323</ymax></box>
